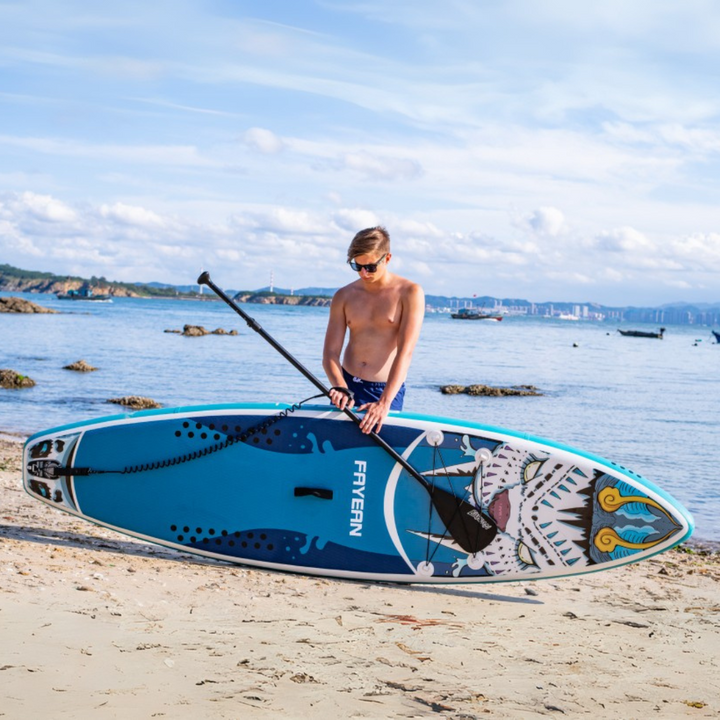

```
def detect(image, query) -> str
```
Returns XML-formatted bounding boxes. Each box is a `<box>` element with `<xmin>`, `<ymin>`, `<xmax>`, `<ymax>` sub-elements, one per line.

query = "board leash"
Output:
<box><xmin>46</xmin><ymin>393</ymin><xmax>326</xmax><ymax>477</ymax></box>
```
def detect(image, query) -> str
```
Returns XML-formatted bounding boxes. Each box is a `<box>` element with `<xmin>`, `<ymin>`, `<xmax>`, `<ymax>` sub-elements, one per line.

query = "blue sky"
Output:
<box><xmin>1</xmin><ymin>0</ymin><xmax>719</xmax><ymax>305</ymax></box>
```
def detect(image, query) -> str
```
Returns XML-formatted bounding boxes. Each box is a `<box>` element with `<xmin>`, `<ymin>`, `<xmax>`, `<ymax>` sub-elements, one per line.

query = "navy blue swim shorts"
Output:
<box><xmin>341</xmin><ymin>367</ymin><xmax>406</xmax><ymax>411</ymax></box>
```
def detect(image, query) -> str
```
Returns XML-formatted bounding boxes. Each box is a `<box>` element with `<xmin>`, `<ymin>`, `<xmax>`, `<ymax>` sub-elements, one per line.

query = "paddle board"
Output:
<box><xmin>22</xmin><ymin>403</ymin><xmax>693</xmax><ymax>584</ymax></box>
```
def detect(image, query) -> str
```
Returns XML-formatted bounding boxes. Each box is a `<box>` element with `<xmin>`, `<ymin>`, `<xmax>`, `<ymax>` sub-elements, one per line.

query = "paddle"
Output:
<box><xmin>197</xmin><ymin>271</ymin><xmax>498</xmax><ymax>555</ymax></box>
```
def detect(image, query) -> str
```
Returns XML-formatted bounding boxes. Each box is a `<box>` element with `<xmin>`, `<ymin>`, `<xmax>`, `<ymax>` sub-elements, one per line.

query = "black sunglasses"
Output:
<box><xmin>348</xmin><ymin>253</ymin><xmax>387</xmax><ymax>273</ymax></box>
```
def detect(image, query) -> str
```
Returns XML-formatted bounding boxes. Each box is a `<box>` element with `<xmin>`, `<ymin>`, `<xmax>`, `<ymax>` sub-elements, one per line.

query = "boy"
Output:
<box><xmin>323</xmin><ymin>226</ymin><xmax>425</xmax><ymax>434</ymax></box>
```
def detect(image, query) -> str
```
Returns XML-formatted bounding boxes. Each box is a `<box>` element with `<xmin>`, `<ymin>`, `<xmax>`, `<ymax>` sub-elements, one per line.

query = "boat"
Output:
<box><xmin>712</xmin><ymin>330</ymin><xmax>720</xmax><ymax>344</ymax></box>
<box><xmin>617</xmin><ymin>327</ymin><xmax>665</xmax><ymax>339</ymax></box>
<box><xmin>450</xmin><ymin>308</ymin><xmax>503</xmax><ymax>321</ymax></box>
<box><xmin>56</xmin><ymin>284</ymin><xmax>111</xmax><ymax>301</ymax></box>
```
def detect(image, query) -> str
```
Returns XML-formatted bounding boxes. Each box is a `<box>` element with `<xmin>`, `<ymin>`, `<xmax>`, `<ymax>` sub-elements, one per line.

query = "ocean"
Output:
<box><xmin>2</xmin><ymin>290</ymin><xmax>718</xmax><ymax>542</ymax></box>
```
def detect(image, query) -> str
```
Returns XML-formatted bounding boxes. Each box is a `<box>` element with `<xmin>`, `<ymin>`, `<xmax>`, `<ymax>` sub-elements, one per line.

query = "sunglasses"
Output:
<box><xmin>348</xmin><ymin>253</ymin><xmax>387</xmax><ymax>273</ymax></box>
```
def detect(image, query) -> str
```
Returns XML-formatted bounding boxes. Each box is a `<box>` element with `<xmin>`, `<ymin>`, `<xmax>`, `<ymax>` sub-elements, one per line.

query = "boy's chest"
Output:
<box><xmin>346</xmin><ymin>293</ymin><xmax>403</xmax><ymax>330</ymax></box>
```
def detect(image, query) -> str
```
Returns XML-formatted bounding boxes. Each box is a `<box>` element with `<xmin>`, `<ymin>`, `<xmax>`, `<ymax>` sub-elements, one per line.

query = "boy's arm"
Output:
<box><xmin>322</xmin><ymin>291</ymin><xmax>353</xmax><ymax>410</ymax></box>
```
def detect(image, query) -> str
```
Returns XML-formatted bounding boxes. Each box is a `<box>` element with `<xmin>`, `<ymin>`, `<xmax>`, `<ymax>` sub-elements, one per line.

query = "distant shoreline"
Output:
<box><xmin>3</xmin><ymin>263</ymin><xmax>720</xmax><ymax>324</ymax></box>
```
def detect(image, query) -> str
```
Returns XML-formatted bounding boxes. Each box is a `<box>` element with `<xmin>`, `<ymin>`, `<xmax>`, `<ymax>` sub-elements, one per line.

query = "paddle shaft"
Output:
<box><xmin>197</xmin><ymin>271</ymin><xmax>498</xmax><ymax>554</ymax></box>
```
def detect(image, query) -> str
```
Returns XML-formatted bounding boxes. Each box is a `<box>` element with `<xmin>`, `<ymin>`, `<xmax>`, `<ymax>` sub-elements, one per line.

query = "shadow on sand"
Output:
<box><xmin>1</xmin><ymin>521</ymin><xmax>544</xmax><ymax>604</ymax></box>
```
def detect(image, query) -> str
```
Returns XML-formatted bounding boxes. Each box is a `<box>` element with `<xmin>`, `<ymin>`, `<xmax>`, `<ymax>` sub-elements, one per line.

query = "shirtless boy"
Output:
<box><xmin>323</xmin><ymin>226</ymin><xmax>425</xmax><ymax>434</ymax></box>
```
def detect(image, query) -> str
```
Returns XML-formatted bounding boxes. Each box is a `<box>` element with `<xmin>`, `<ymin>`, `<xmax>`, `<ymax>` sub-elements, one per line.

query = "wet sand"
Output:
<box><xmin>1</xmin><ymin>437</ymin><xmax>718</xmax><ymax>719</ymax></box>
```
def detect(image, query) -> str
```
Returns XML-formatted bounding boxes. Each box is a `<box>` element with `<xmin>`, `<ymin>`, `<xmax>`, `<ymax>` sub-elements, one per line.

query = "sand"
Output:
<box><xmin>1</xmin><ymin>436</ymin><xmax>718</xmax><ymax>719</ymax></box>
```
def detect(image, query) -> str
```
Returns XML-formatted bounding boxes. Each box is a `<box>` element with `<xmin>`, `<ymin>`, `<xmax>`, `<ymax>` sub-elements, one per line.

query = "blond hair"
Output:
<box><xmin>347</xmin><ymin>226</ymin><xmax>390</xmax><ymax>261</ymax></box>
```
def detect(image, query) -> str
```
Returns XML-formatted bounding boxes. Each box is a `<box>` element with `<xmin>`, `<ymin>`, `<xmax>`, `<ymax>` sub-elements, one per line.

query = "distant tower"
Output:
<box><xmin>270</xmin><ymin>270</ymin><xmax>274</xmax><ymax>293</ymax></box>
<box><xmin>198</xmin><ymin>268</ymin><xmax>203</xmax><ymax>294</ymax></box>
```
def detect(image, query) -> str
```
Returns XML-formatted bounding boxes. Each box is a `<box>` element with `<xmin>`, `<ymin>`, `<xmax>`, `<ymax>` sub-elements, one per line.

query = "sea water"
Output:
<box><xmin>1</xmin><ymin>291</ymin><xmax>718</xmax><ymax>542</ymax></box>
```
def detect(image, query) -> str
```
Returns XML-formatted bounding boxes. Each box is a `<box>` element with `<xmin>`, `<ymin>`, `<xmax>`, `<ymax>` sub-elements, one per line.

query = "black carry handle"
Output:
<box><xmin>294</xmin><ymin>487</ymin><xmax>334</xmax><ymax>500</ymax></box>
<box><xmin>197</xmin><ymin>271</ymin><xmax>497</xmax><ymax>554</ymax></box>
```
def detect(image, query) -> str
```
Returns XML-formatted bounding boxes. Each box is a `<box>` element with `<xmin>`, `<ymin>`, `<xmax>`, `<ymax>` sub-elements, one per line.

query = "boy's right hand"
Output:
<box><xmin>329</xmin><ymin>387</ymin><xmax>355</xmax><ymax>411</ymax></box>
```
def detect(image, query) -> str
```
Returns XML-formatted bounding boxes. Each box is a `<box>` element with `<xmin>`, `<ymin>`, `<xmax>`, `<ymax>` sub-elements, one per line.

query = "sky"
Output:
<box><xmin>1</xmin><ymin>0</ymin><xmax>720</xmax><ymax>306</ymax></box>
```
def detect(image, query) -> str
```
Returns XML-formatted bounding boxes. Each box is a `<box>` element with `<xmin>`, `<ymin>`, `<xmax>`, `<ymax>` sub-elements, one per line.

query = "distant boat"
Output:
<box><xmin>56</xmin><ymin>284</ymin><xmax>111</xmax><ymax>301</ymax></box>
<box><xmin>712</xmin><ymin>330</ymin><xmax>720</xmax><ymax>344</ymax></box>
<box><xmin>618</xmin><ymin>327</ymin><xmax>665</xmax><ymax>339</ymax></box>
<box><xmin>450</xmin><ymin>308</ymin><xmax>503</xmax><ymax>321</ymax></box>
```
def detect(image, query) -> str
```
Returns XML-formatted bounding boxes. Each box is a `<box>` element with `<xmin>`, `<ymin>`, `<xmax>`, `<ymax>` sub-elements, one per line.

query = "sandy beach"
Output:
<box><xmin>1</xmin><ymin>436</ymin><xmax>718</xmax><ymax>719</ymax></box>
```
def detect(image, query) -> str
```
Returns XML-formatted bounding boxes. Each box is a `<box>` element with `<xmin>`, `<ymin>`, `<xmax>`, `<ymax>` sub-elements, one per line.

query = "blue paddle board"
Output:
<box><xmin>22</xmin><ymin>403</ymin><xmax>693</xmax><ymax>583</ymax></box>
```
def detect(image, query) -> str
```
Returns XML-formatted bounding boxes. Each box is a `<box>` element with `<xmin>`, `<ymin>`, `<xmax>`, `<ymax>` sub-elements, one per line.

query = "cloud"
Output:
<box><xmin>238</xmin><ymin>206</ymin><xmax>328</xmax><ymax>236</ymax></box>
<box><xmin>3</xmin><ymin>191</ymin><xmax>78</xmax><ymax>223</ymax></box>
<box><xmin>331</xmin><ymin>208</ymin><xmax>382</xmax><ymax>232</ymax></box>
<box><xmin>1</xmin><ymin>186</ymin><xmax>718</xmax><ymax>305</ymax></box>
<box><xmin>0</xmin><ymin>135</ymin><xmax>217</xmax><ymax>169</ymax></box>
<box><xmin>243</xmin><ymin>127</ymin><xmax>284</xmax><ymax>154</ymax></box>
<box><xmin>99</xmin><ymin>202</ymin><xmax>166</xmax><ymax>229</ymax></box>
<box><xmin>664</xmin><ymin>279</ymin><xmax>693</xmax><ymax>290</ymax></box>
<box><xmin>594</xmin><ymin>226</ymin><xmax>655</xmax><ymax>253</ymax></box>
<box><xmin>523</xmin><ymin>206</ymin><xmax>567</xmax><ymax>237</ymax></box>
<box><xmin>393</xmin><ymin>219</ymin><xmax>443</xmax><ymax>238</ymax></box>
<box><xmin>670</xmin><ymin>232</ymin><xmax>720</xmax><ymax>270</ymax></box>
<box><xmin>342</xmin><ymin>151</ymin><xmax>422</xmax><ymax>181</ymax></box>
<box><xmin>603</xmin><ymin>121</ymin><xmax>720</xmax><ymax>154</ymax></box>
<box><xmin>598</xmin><ymin>267</ymin><xmax>626</xmax><ymax>283</ymax></box>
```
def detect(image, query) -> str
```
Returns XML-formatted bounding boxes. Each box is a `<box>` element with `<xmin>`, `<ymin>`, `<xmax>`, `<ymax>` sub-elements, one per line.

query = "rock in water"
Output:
<box><xmin>171</xmin><ymin>325</ymin><xmax>237</xmax><ymax>336</ymax></box>
<box><xmin>107</xmin><ymin>396</ymin><xmax>162</xmax><ymax>410</ymax></box>
<box><xmin>440</xmin><ymin>384</ymin><xmax>542</xmax><ymax>397</ymax></box>
<box><xmin>182</xmin><ymin>324</ymin><xmax>209</xmax><ymax>336</ymax></box>
<box><xmin>0</xmin><ymin>369</ymin><xmax>36</xmax><ymax>388</ymax></box>
<box><xmin>0</xmin><ymin>297</ymin><xmax>58</xmax><ymax>314</ymax></box>
<box><xmin>63</xmin><ymin>359</ymin><xmax>98</xmax><ymax>372</ymax></box>
<box><xmin>439</xmin><ymin>385</ymin><xmax>465</xmax><ymax>395</ymax></box>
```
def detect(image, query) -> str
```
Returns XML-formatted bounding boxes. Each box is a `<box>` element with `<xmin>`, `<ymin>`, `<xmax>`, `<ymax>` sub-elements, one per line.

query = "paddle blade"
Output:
<box><xmin>428</xmin><ymin>484</ymin><xmax>498</xmax><ymax>554</ymax></box>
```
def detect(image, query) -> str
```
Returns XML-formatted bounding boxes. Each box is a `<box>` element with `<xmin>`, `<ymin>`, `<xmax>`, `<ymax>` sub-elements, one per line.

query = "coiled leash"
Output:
<box><xmin>46</xmin><ymin>393</ymin><xmax>327</xmax><ymax>478</ymax></box>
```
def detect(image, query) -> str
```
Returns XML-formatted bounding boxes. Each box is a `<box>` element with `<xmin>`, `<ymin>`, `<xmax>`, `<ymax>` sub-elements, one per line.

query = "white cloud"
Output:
<box><xmin>599</xmin><ymin>267</ymin><xmax>626</xmax><ymax>283</ymax></box>
<box><xmin>393</xmin><ymin>219</ymin><xmax>443</xmax><ymax>238</ymax></box>
<box><xmin>664</xmin><ymin>279</ymin><xmax>693</xmax><ymax>290</ymax></box>
<box><xmin>237</xmin><ymin>207</ymin><xmax>328</xmax><ymax>235</ymax></box>
<box><xmin>331</xmin><ymin>209</ymin><xmax>381</xmax><ymax>233</ymax></box>
<box><xmin>12</xmin><ymin>191</ymin><xmax>77</xmax><ymax>223</ymax></box>
<box><xmin>99</xmin><ymin>202</ymin><xmax>166</xmax><ymax>228</ymax></box>
<box><xmin>0</xmin><ymin>135</ymin><xmax>217</xmax><ymax>169</ymax></box>
<box><xmin>1</xmin><ymin>184</ymin><xmax>718</xmax><ymax>306</ymax></box>
<box><xmin>594</xmin><ymin>226</ymin><xmax>655</xmax><ymax>253</ymax></box>
<box><xmin>670</xmin><ymin>232</ymin><xmax>720</xmax><ymax>270</ymax></box>
<box><xmin>524</xmin><ymin>207</ymin><xmax>566</xmax><ymax>237</ymax></box>
<box><xmin>342</xmin><ymin>151</ymin><xmax>422</xmax><ymax>181</ymax></box>
<box><xmin>603</xmin><ymin>121</ymin><xmax>720</xmax><ymax>154</ymax></box>
<box><xmin>244</xmin><ymin>127</ymin><xmax>284</xmax><ymax>154</ymax></box>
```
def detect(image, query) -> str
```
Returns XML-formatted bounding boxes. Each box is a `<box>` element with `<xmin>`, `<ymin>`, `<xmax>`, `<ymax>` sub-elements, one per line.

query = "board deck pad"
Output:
<box><xmin>22</xmin><ymin>404</ymin><xmax>693</xmax><ymax>584</ymax></box>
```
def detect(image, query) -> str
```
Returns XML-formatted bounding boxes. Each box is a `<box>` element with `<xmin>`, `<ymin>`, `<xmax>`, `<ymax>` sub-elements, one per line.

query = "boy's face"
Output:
<box><xmin>348</xmin><ymin>252</ymin><xmax>390</xmax><ymax>282</ymax></box>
